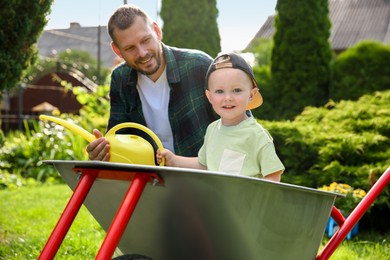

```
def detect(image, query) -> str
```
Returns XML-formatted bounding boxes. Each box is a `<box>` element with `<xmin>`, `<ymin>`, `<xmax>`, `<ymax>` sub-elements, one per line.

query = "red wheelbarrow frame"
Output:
<box><xmin>39</xmin><ymin>166</ymin><xmax>390</xmax><ymax>260</ymax></box>
<box><xmin>39</xmin><ymin>168</ymin><xmax>164</xmax><ymax>260</ymax></box>
<box><xmin>317</xmin><ymin>166</ymin><xmax>390</xmax><ymax>259</ymax></box>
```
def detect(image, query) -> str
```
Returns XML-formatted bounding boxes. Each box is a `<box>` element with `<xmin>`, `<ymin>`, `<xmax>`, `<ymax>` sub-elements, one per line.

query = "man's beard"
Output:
<box><xmin>137</xmin><ymin>55</ymin><xmax>161</xmax><ymax>76</ymax></box>
<box><xmin>136</xmin><ymin>46</ymin><xmax>162</xmax><ymax>76</ymax></box>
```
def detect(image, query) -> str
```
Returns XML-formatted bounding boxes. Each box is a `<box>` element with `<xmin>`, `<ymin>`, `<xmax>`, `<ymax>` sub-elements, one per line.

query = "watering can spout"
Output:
<box><xmin>39</xmin><ymin>115</ymin><xmax>96</xmax><ymax>142</ymax></box>
<box><xmin>39</xmin><ymin>115</ymin><xmax>164</xmax><ymax>166</ymax></box>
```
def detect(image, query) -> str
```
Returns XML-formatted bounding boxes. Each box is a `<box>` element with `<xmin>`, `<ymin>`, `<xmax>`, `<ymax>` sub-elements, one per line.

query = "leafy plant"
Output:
<box><xmin>0</xmin><ymin>118</ymin><xmax>88</xmax><ymax>183</ymax></box>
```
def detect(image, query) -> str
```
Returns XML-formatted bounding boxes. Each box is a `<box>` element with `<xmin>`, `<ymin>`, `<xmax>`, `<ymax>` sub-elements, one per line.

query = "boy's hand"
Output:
<box><xmin>157</xmin><ymin>148</ymin><xmax>175</xmax><ymax>166</ymax></box>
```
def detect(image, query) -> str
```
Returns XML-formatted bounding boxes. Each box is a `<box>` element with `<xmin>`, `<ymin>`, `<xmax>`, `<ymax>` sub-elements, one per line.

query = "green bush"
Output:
<box><xmin>260</xmin><ymin>90</ymin><xmax>390</xmax><ymax>229</ymax></box>
<box><xmin>263</xmin><ymin>90</ymin><xmax>390</xmax><ymax>188</ymax></box>
<box><xmin>330</xmin><ymin>40</ymin><xmax>390</xmax><ymax>101</ymax></box>
<box><xmin>0</xmin><ymin>119</ymin><xmax>88</xmax><ymax>184</ymax></box>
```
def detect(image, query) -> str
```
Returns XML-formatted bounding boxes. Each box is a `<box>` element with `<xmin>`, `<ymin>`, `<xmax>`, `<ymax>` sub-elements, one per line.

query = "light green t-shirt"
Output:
<box><xmin>198</xmin><ymin>117</ymin><xmax>285</xmax><ymax>178</ymax></box>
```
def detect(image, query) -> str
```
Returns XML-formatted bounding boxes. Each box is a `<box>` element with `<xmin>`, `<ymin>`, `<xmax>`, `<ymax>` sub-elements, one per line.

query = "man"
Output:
<box><xmin>87</xmin><ymin>4</ymin><xmax>218</xmax><ymax>161</ymax></box>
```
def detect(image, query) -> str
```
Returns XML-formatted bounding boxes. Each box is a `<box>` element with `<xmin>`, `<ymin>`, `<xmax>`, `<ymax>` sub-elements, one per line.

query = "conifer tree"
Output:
<box><xmin>0</xmin><ymin>0</ymin><xmax>53</xmax><ymax>93</ymax></box>
<box><xmin>160</xmin><ymin>0</ymin><xmax>221</xmax><ymax>57</ymax></box>
<box><xmin>270</xmin><ymin>0</ymin><xmax>332</xmax><ymax>120</ymax></box>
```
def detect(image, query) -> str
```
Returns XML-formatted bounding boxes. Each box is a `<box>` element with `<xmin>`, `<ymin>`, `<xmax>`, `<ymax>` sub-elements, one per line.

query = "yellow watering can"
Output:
<box><xmin>39</xmin><ymin>115</ymin><xmax>164</xmax><ymax>166</ymax></box>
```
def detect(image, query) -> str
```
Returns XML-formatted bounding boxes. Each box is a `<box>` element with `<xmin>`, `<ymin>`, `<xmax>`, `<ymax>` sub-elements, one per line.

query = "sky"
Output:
<box><xmin>45</xmin><ymin>0</ymin><xmax>277</xmax><ymax>53</ymax></box>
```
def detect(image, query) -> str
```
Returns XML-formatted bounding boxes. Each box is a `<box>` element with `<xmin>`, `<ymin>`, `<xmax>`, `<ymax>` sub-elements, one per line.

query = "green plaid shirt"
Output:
<box><xmin>107</xmin><ymin>44</ymin><xmax>219</xmax><ymax>157</ymax></box>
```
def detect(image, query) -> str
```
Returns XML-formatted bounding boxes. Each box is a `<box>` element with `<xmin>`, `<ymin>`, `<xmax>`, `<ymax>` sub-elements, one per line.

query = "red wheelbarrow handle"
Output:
<box><xmin>317</xmin><ymin>166</ymin><xmax>390</xmax><ymax>260</ymax></box>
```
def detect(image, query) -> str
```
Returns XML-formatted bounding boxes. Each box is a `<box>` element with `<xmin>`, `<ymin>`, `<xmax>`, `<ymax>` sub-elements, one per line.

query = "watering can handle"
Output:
<box><xmin>106</xmin><ymin>122</ymin><xmax>165</xmax><ymax>166</ymax></box>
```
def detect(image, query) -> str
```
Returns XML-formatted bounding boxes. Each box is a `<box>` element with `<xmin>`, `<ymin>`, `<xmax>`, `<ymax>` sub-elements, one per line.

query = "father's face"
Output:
<box><xmin>111</xmin><ymin>16</ymin><xmax>163</xmax><ymax>78</ymax></box>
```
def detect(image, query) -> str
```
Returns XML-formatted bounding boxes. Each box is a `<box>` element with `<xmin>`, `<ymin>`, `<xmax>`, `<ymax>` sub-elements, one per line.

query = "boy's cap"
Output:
<box><xmin>206</xmin><ymin>53</ymin><xmax>263</xmax><ymax>110</ymax></box>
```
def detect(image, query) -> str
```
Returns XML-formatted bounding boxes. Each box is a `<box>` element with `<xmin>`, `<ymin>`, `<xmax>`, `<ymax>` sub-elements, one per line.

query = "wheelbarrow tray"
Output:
<box><xmin>46</xmin><ymin>160</ymin><xmax>339</xmax><ymax>259</ymax></box>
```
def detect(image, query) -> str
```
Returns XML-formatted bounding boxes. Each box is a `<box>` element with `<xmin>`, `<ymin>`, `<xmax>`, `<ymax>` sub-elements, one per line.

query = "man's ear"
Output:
<box><xmin>111</xmin><ymin>42</ymin><xmax>123</xmax><ymax>58</ymax></box>
<box><xmin>153</xmin><ymin>22</ymin><xmax>163</xmax><ymax>41</ymax></box>
<box><xmin>205</xmin><ymin>90</ymin><xmax>211</xmax><ymax>103</ymax></box>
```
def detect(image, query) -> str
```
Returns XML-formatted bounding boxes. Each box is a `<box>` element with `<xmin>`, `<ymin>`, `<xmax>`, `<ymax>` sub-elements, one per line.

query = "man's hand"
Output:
<box><xmin>86</xmin><ymin>129</ymin><xmax>110</xmax><ymax>161</ymax></box>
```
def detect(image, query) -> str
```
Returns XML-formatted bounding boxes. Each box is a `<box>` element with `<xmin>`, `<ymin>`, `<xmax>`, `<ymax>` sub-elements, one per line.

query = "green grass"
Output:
<box><xmin>0</xmin><ymin>185</ymin><xmax>105</xmax><ymax>259</ymax></box>
<box><xmin>320</xmin><ymin>233</ymin><xmax>389</xmax><ymax>259</ymax></box>
<box><xmin>0</xmin><ymin>185</ymin><xmax>389</xmax><ymax>259</ymax></box>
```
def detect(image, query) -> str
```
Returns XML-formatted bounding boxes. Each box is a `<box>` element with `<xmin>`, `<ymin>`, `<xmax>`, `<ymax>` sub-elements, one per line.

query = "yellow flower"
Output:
<box><xmin>353</xmin><ymin>188</ymin><xmax>366</xmax><ymax>199</ymax></box>
<box><xmin>318</xmin><ymin>182</ymin><xmax>366</xmax><ymax>214</ymax></box>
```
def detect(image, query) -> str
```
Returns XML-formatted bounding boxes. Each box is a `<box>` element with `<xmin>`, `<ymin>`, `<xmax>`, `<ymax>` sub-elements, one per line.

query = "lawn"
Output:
<box><xmin>0</xmin><ymin>184</ymin><xmax>389</xmax><ymax>259</ymax></box>
<box><xmin>0</xmin><ymin>185</ymin><xmax>105</xmax><ymax>259</ymax></box>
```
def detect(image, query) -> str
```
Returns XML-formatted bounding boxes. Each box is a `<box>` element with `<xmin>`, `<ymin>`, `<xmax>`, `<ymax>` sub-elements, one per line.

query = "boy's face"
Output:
<box><xmin>111</xmin><ymin>16</ymin><xmax>164</xmax><ymax>81</ymax></box>
<box><xmin>206</xmin><ymin>68</ymin><xmax>258</xmax><ymax>126</ymax></box>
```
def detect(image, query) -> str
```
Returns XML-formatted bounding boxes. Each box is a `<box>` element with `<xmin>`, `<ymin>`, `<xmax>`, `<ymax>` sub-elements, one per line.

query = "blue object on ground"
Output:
<box><xmin>325</xmin><ymin>216</ymin><xmax>359</xmax><ymax>240</ymax></box>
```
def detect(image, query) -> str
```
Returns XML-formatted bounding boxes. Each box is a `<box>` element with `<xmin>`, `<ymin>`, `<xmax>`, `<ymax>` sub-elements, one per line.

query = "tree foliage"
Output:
<box><xmin>160</xmin><ymin>0</ymin><xmax>221</xmax><ymax>57</ymax></box>
<box><xmin>0</xmin><ymin>0</ymin><xmax>53</xmax><ymax>94</ymax></box>
<box><xmin>271</xmin><ymin>0</ymin><xmax>332</xmax><ymax>120</ymax></box>
<box><xmin>330</xmin><ymin>40</ymin><xmax>390</xmax><ymax>101</ymax></box>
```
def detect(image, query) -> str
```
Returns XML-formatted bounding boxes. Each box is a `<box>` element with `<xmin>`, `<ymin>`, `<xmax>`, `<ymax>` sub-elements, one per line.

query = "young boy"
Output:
<box><xmin>157</xmin><ymin>53</ymin><xmax>285</xmax><ymax>181</ymax></box>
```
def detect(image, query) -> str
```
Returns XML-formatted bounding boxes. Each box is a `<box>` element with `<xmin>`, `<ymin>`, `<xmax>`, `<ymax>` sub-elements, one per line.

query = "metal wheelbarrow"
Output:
<box><xmin>38</xmin><ymin>160</ymin><xmax>390</xmax><ymax>259</ymax></box>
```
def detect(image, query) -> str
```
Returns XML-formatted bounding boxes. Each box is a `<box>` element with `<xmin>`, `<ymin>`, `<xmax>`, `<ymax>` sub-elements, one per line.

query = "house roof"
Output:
<box><xmin>247</xmin><ymin>0</ymin><xmax>390</xmax><ymax>51</ymax></box>
<box><xmin>37</xmin><ymin>23</ymin><xmax>118</xmax><ymax>68</ymax></box>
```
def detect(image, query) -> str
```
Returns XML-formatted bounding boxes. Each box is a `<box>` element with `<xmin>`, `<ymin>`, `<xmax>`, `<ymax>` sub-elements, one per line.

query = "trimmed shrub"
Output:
<box><xmin>330</xmin><ymin>41</ymin><xmax>390</xmax><ymax>101</ymax></box>
<box><xmin>263</xmin><ymin>91</ymin><xmax>390</xmax><ymax>189</ymax></box>
<box><xmin>260</xmin><ymin>90</ymin><xmax>390</xmax><ymax>229</ymax></box>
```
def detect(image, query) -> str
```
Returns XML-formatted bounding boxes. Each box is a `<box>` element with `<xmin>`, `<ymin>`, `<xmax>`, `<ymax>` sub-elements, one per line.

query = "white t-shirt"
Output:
<box><xmin>136</xmin><ymin>69</ymin><xmax>174</xmax><ymax>152</ymax></box>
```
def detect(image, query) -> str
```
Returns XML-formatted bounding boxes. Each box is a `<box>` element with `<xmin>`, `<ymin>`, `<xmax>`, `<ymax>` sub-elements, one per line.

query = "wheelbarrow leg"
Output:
<box><xmin>317</xmin><ymin>166</ymin><xmax>390</xmax><ymax>260</ymax></box>
<box><xmin>96</xmin><ymin>174</ymin><xmax>148</xmax><ymax>260</ymax></box>
<box><xmin>39</xmin><ymin>172</ymin><xmax>97</xmax><ymax>259</ymax></box>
